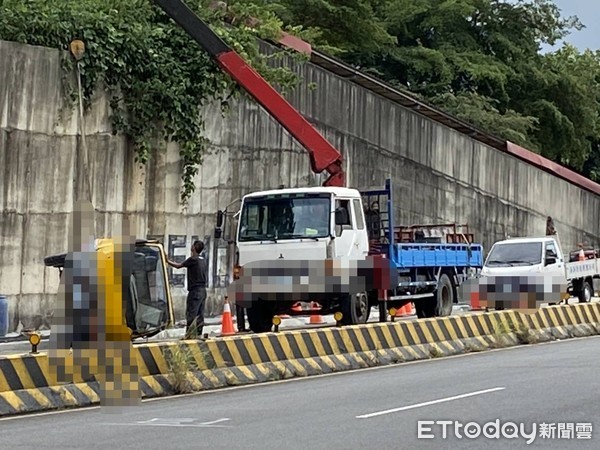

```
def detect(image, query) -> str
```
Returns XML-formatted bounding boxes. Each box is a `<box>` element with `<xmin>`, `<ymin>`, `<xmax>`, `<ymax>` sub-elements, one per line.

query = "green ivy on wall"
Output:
<box><xmin>0</xmin><ymin>0</ymin><xmax>310</xmax><ymax>204</ymax></box>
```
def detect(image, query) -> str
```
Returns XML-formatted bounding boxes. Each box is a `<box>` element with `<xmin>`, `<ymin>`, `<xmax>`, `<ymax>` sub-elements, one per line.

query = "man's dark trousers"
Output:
<box><xmin>186</xmin><ymin>287</ymin><xmax>207</xmax><ymax>338</ymax></box>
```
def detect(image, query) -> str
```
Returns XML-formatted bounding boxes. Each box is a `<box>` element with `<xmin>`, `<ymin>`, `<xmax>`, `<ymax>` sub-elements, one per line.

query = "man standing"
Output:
<box><xmin>365</xmin><ymin>201</ymin><xmax>381</xmax><ymax>241</ymax></box>
<box><xmin>168</xmin><ymin>240</ymin><xmax>208</xmax><ymax>338</ymax></box>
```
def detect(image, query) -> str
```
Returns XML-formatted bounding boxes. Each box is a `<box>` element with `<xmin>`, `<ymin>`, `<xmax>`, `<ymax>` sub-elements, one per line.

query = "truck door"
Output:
<box><xmin>351</xmin><ymin>198</ymin><xmax>369</xmax><ymax>257</ymax></box>
<box><xmin>543</xmin><ymin>240</ymin><xmax>565</xmax><ymax>278</ymax></box>
<box><xmin>333</xmin><ymin>198</ymin><xmax>362</xmax><ymax>258</ymax></box>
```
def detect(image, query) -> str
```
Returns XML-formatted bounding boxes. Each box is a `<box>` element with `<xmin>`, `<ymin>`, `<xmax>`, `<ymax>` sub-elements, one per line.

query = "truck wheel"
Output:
<box><xmin>246</xmin><ymin>301</ymin><xmax>275</xmax><ymax>333</ymax></box>
<box><xmin>435</xmin><ymin>274</ymin><xmax>454</xmax><ymax>316</ymax></box>
<box><xmin>416</xmin><ymin>298</ymin><xmax>436</xmax><ymax>318</ymax></box>
<box><xmin>578</xmin><ymin>281</ymin><xmax>593</xmax><ymax>303</ymax></box>
<box><xmin>340</xmin><ymin>292</ymin><xmax>370</xmax><ymax>325</ymax></box>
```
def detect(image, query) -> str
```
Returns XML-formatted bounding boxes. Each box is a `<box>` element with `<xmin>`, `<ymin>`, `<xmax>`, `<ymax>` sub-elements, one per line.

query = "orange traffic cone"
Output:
<box><xmin>309</xmin><ymin>301</ymin><xmax>325</xmax><ymax>324</ymax></box>
<box><xmin>220</xmin><ymin>297</ymin><xmax>236</xmax><ymax>336</ymax></box>
<box><xmin>579</xmin><ymin>248</ymin><xmax>585</xmax><ymax>261</ymax></box>
<box><xmin>395</xmin><ymin>304</ymin><xmax>408</xmax><ymax>317</ymax></box>
<box><xmin>395</xmin><ymin>303</ymin><xmax>415</xmax><ymax>317</ymax></box>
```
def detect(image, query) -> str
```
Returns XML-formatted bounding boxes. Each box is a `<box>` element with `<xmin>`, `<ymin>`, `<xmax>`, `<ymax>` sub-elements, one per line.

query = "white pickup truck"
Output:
<box><xmin>477</xmin><ymin>236</ymin><xmax>599</xmax><ymax>306</ymax></box>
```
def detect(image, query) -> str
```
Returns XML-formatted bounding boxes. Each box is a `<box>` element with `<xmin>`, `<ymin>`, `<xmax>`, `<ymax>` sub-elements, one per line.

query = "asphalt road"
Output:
<box><xmin>1</xmin><ymin>335</ymin><xmax>599</xmax><ymax>449</ymax></box>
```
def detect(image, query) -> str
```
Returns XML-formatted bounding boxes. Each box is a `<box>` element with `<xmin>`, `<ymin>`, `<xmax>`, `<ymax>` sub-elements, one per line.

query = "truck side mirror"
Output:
<box><xmin>545</xmin><ymin>255</ymin><xmax>556</xmax><ymax>266</ymax></box>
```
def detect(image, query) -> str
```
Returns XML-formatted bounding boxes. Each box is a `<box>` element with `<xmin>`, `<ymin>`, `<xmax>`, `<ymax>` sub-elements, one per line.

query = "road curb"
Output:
<box><xmin>0</xmin><ymin>303</ymin><xmax>599</xmax><ymax>417</ymax></box>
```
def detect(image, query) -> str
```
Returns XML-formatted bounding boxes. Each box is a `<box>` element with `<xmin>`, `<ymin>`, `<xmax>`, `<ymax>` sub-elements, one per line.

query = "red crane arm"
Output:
<box><xmin>152</xmin><ymin>0</ymin><xmax>345</xmax><ymax>187</ymax></box>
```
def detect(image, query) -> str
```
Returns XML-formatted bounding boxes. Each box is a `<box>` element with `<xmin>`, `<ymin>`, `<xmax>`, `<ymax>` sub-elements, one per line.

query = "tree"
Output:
<box><xmin>515</xmin><ymin>45</ymin><xmax>600</xmax><ymax>170</ymax></box>
<box><xmin>257</xmin><ymin>0</ymin><xmax>600</xmax><ymax>176</ymax></box>
<box><xmin>256</xmin><ymin>0</ymin><xmax>397</xmax><ymax>56</ymax></box>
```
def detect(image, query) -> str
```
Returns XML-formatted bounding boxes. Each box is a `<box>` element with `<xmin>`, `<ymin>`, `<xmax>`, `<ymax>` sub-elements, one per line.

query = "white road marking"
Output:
<box><xmin>105</xmin><ymin>422</ymin><xmax>232</xmax><ymax>428</ymax></box>
<box><xmin>137</xmin><ymin>418</ymin><xmax>161</xmax><ymax>424</ymax></box>
<box><xmin>200</xmin><ymin>418</ymin><xmax>230</xmax><ymax>426</ymax></box>
<box><xmin>103</xmin><ymin>417</ymin><xmax>232</xmax><ymax>428</ymax></box>
<box><xmin>136</xmin><ymin>418</ymin><xmax>196</xmax><ymax>424</ymax></box>
<box><xmin>356</xmin><ymin>387</ymin><xmax>506</xmax><ymax>419</ymax></box>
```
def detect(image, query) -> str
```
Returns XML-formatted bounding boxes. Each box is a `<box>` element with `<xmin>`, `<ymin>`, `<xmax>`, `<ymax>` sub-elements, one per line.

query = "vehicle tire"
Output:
<box><xmin>415</xmin><ymin>298</ymin><xmax>436</xmax><ymax>318</ymax></box>
<box><xmin>246</xmin><ymin>301</ymin><xmax>275</xmax><ymax>333</ymax></box>
<box><xmin>435</xmin><ymin>273</ymin><xmax>455</xmax><ymax>316</ymax></box>
<box><xmin>340</xmin><ymin>292</ymin><xmax>370</xmax><ymax>325</ymax></box>
<box><xmin>578</xmin><ymin>281</ymin><xmax>593</xmax><ymax>303</ymax></box>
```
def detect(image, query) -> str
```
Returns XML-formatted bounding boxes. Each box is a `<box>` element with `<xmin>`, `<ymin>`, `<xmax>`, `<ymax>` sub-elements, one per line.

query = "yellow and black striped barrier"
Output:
<box><xmin>1</xmin><ymin>303</ymin><xmax>599</xmax><ymax>417</ymax></box>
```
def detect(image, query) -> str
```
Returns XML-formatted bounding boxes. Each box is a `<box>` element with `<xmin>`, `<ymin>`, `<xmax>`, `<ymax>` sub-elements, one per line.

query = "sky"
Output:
<box><xmin>542</xmin><ymin>0</ymin><xmax>600</xmax><ymax>52</ymax></box>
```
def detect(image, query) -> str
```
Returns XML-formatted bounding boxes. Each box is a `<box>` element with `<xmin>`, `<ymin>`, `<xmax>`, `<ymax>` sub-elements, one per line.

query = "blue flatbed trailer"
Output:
<box><xmin>360</xmin><ymin>179</ymin><xmax>484</xmax><ymax>318</ymax></box>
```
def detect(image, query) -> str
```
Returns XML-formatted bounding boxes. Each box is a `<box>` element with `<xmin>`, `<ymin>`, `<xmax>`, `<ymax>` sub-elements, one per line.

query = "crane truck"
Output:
<box><xmin>154</xmin><ymin>0</ymin><xmax>485</xmax><ymax>333</ymax></box>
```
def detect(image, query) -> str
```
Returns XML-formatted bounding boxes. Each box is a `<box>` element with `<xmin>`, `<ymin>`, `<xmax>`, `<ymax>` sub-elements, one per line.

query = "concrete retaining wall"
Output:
<box><xmin>1</xmin><ymin>39</ymin><xmax>600</xmax><ymax>331</ymax></box>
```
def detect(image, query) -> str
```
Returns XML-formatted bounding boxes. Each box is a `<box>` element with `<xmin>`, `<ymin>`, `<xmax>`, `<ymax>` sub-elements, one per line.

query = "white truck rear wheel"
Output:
<box><xmin>578</xmin><ymin>281</ymin><xmax>593</xmax><ymax>303</ymax></box>
<box><xmin>436</xmin><ymin>273</ymin><xmax>454</xmax><ymax>316</ymax></box>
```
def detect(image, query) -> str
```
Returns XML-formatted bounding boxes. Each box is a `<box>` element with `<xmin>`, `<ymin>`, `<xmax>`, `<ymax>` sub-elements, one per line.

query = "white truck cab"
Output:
<box><xmin>225</xmin><ymin>185</ymin><xmax>379</xmax><ymax>332</ymax></box>
<box><xmin>480</xmin><ymin>235</ymin><xmax>599</xmax><ymax>305</ymax></box>
<box><xmin>235</xmin><ymin>186</ymin><xmax>370</xmax><ymax>266</ymax></box>
<box><xmin>481</xmin><ymin>237</ymin><xmax>565</xmax><ymax>279</ymax></box>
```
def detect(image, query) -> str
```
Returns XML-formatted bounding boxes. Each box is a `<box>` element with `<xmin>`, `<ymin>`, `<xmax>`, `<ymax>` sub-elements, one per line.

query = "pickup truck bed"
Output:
<box><xmin>565</xmin><ymin>259</ymin><xmax>600</xmax><ymax>280</ymax></box>
<box><xmin>568</xmin><ymin>249</ymin><xmax>600</xmax><ymax>262</ymax></box>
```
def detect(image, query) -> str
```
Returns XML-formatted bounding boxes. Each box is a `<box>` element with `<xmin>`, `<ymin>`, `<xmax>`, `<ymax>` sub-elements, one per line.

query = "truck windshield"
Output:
<box><xmin>486</xmin><ymin>242</ymin><xmax>543</xmax><ymax>267</ymax></box>
<box><xmin>238</xmin><ymin>195</ymin><xmax>331</xmax><ymax>241</ymax></box>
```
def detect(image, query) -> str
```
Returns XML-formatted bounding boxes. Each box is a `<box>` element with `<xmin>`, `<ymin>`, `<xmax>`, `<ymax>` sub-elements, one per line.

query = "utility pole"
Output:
<box><xmin>69</xmin><ymin>39</ymin><xmax>93</xmax><ymax>205</ymax></box>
